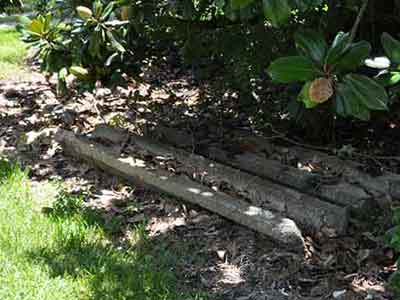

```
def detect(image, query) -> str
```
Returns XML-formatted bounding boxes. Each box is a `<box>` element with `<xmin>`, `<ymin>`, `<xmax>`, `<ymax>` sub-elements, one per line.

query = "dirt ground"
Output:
<box><xmin>0</xmin><ymin>63</ymin><xmax>397</xmax><ymax>299</ymax></box>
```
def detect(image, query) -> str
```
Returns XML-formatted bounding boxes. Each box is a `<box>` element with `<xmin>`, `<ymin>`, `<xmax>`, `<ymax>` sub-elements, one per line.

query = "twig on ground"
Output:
<box><xmin>267</xmin><ymin>127</ymin><xmax>333</xmax><ymax>152</ymax></box>
<box><xmin>353</xmin><ymin>152</ymin><xmax>400</xmax><ymax>162</ymax></box>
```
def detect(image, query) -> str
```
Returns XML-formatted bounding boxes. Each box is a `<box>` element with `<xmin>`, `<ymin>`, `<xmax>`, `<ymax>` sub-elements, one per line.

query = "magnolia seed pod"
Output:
<box><xmin>309</xmin><ymin>77</ymin><xmax>334</xmax><ymax>103</ymax></box>
<box><xmin>76</xmin><ymin>6</ymin><xmax>93</xmax><ymax>20</ymax></box>
<box><xmin>121</xmin><ymin>6</ymin><xmax>130</xmax><ymax>21</ymax></box>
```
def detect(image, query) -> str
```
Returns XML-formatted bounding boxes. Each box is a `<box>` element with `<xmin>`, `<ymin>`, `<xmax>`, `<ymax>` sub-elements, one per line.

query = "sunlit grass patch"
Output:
<box><xmin>0</xmin><ymin>159</ymin><xmax>205</xmax><ymax>300</ymax></box>
<box><xmin>0</xmin><ymin>28</ymin><xmax>28</xmax><ymax>79</ymax></box>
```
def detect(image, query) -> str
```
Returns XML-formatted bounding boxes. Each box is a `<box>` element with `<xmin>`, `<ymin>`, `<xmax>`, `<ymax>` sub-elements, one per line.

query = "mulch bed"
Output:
<box><xmin>0</xmin><ymin>62</ymin><xmax>398</xmax><ymax>299</ymax></box>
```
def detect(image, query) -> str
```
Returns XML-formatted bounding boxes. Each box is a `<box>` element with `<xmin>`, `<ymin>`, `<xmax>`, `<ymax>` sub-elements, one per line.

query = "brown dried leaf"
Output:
<box><xmin>309</xmin><ymin>77</ymin><xmax>334</xmax><ymax>103</ymax></box>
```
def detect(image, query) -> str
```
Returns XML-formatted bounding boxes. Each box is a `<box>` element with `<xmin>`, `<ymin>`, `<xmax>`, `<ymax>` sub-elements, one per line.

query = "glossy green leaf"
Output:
<box><xmin>43</xmin><ymin>15</ymin><xmax>52</xmax><ymax>33</ymax></box>
<box><xmin>106</xmin><ymin>30</ymin><xmax>125</xmax><ymax>53</ymax></box>
<box><xmin>28</xmin><ymin>18</ymin><xmax>45</xmax><ymax>35</ymax></box>
<box><xmin>344</xmin><ymin>74</ymin><xmax>388</xmax><ymax>111</ymax></box>
<box><xmin>353</xmin><ymin>102</ymin><xmax>371</xmax><ymax>121</ymax></box>
<box><xmin>17</xmin><ymin>15</ymin><xmax>31</xmax><ymax>25</ymax></box>
<box><xmin>335</xmin><ymin>82</ymin><xmax>370</xmax><ymax>120</ymax></box>
<box><xmin>263</xmin><ymin>0</ymin><xmax>291</xmax><ymax>27</ymax></box>
<box><xmin>336</xmin><ymin>41</ymin><xmax>371</xmax><ymax>71</ymax></box>
<box><xmin>335</xmin><ymin>83</ymin><xmax>354</xmax><ymax>117</ymax></box>
<box><xmin>93</xmin><ymin>0</ymin><xmax>103</xmax><ymax>19</ymax></box>
<box><xmin>294</xmin><ymin>29</ymin><xmax>327</xmax><ymax>64</ymax></box>
<box><xmin>104</xmin><ymin>20</ymin><xmax>129</xmax><ymax>27</ymax></box>
<box><xmin>334</xmin><ymin>85</ymin><xmax>345</xmax><ymax>116</ymax></box>
<box><xmin>105</xmin><ymin>52</ymin><xmax>119</xmax><ymax>66</ymax></box>
<box><xmin>267</xmin><ymin>56</ymin><xmax>320</xmax><ymax>83</ymax></box>
<box><xmin>58</xmin><ymin>67</ymin><xmax>68</xmax><ymax>80</ymax></box>
<box><xmin>101</xmin><ymin>1</ymin><xmax>115</xmax><ymax>21</ymax></box>
<box><xmin>382</xmin><ymin>33</ymin><xmax>400</xmax><ymax>65</ymax></box>
<box><xmin>298</xmin><ymin>81</ymin><xmax>318</xmax><ymax>108</ymax></box>
<box><xmin>376</xmin><ymin>72</ymin><xmax>400</xmax><ymax>87</ymax></box>
<box><xmin>325</xmin><ymin>31</ymin><xmax>350</xmax><ymax>66</ymax></box>
<box><xmin>57</xmin><ymin>67</ymin><xmax>68</xmax><ymax>94</ymax></box>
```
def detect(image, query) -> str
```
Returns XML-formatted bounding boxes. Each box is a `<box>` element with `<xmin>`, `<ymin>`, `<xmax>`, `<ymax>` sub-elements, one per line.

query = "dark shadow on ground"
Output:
<box><xmin>25</xmin><ymin>195</ymin><xmax>204</xmax><ymax>300</ymax></box>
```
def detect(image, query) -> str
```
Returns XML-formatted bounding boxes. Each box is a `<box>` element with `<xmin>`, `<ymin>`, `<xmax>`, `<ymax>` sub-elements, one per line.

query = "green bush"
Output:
<box><xmin>17</xmin><ymin>0</ymin><xmax>129</xmax><ymax>90</ymax></box>
<box><xmin>267</xmin><ymin>30</ymin><xmax>389</xmax><ymax>120</ymax></box>
<box><xmin>17</xmin><ymin>0</ymin><xmax>400</xmax><ymax>119</ymax></box>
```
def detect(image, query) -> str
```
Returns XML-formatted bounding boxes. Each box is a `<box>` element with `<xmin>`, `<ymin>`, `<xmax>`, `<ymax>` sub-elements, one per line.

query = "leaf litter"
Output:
<box><xmin>0</xmin><ymin>62</ymin><xmax>397</xmax><ymax>299</ymax></box>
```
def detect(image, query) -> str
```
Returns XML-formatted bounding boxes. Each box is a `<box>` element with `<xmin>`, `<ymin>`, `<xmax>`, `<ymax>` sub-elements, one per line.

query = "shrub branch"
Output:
<box><xmin>349</xmin><ymin>0</ymin><xmax>369</xmax><ymax>44</ymax></box>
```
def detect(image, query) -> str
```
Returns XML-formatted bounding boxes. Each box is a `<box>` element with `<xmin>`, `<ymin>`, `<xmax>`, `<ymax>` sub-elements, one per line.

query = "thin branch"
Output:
<box><xmin>349</xmin><ymin>0</ymin><xmax>369</xmax><ymax>44</ymax></box>
<box><xmin>268</xmin><ymin>127</ymin><xmax>333</xmax><ymax>152</ymax></box>
<box><xmin>353</xmin><ymin>152</ymin><xmax>400</xmax><ymax>162</ymax></box>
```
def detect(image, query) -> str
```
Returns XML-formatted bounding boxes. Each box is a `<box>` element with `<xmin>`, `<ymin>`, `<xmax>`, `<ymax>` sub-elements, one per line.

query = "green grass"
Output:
<box><xmin>0</xmin><ymin>28</ymin><xmax>28</xmax><ymax>80</ymax></box>
<box><xmin>0</xmin><ymin>159</ymin><xmax>204</xmax><ymax>300</ymax></box>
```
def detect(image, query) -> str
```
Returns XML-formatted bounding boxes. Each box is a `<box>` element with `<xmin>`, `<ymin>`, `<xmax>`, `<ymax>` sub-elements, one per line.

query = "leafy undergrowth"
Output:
<box><xmin>0</xmin><ymin>28</ymin><xmax>29</xmax><ymax>80</ymax></box>
<box><xmin>0</xmin><ymin>159</ymin><xmax>204</xmax><ymax>300</ymax></box>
